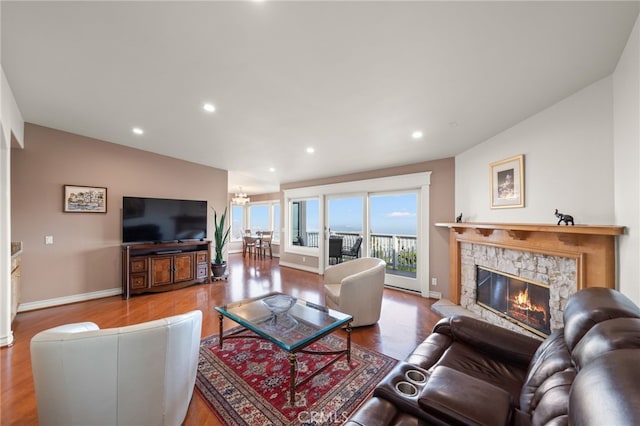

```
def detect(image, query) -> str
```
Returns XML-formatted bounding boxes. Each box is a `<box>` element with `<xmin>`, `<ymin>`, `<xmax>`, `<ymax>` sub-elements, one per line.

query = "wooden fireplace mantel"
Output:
<box><xmin>435</xmin><ymin>222</ymin><xmax>625</xmax><ymax>304</ymax></box>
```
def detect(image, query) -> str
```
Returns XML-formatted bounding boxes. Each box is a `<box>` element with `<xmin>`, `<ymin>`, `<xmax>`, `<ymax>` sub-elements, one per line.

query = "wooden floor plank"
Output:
<box><xmin>1</xmin><ymin>254</ymin><xmax>441</xmax><ymax>425</ymax></box>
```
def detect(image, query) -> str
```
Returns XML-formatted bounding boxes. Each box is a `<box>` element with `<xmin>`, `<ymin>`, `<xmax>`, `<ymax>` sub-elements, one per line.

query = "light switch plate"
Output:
<box><xmin>45</xmin><ymin>235</ymin><xmax>53</xmax><ymax>245</ymax></box>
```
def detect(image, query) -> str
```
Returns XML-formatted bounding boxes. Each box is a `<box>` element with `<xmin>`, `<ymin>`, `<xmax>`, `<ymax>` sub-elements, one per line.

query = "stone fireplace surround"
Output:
<box><xmin>435</xmin><ymin>222</ymin><xmax>625</xmax><ymax>337</ymax></box>
<box><xmin>462</xmin><ymin>244</ymin><xmax>573</xmax><ymax>337</ymax></box>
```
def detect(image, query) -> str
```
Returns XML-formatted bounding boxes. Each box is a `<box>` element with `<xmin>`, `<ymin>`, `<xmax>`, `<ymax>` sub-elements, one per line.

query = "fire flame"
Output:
<box><xmin>512</xmin><ymin>288</ymin><xmax>548</xmax><ymax>324</ymax></box>
<box><xmin>515</xmin><ymin>288</ymin><xmax>530</xmax><ymax>306</ymax></box>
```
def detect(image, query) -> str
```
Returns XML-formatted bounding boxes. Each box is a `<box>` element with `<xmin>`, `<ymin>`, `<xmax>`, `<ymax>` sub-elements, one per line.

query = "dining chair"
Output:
<box><xmin>243</xmin><ymin>234</ymin><xmax>257</xmax><ymax>257</ymax></box>
<box><xmin>241</xmin><ymin>229</ymin><xmax>250</xmax><ymax>255</ymax></box>
<box><xmin>258</xmin><ymin>231</ymin><xmax>273</xmax><ymax>258</ymax></box>
<box><xmin>342</xmin><ymin>236</ymin><xmax>363</xmax><ymax>260</ymax></box>
<box><xmin>329</xmin><ymin>237</ymin><xmax>343</xmax><ymax>264</ymax></box>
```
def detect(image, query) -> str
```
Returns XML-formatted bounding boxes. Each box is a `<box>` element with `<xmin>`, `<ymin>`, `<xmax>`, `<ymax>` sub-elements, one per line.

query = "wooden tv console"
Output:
<box><xmin>122</xmin><ymin>240</ymin><xmax>211</xmax><ymax>299</ymax></box>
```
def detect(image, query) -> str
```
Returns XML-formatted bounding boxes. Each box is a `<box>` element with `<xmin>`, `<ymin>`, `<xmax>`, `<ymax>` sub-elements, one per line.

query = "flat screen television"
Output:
<box><xmin>122</xmin><ymin>196</ymin><xmax>207</xmax><ymax>244</ymax></box>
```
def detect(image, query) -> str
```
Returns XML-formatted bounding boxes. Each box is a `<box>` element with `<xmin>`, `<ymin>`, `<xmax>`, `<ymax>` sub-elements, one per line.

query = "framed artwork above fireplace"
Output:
<box><xmin>490</xmin><ymin>154</ymin><xmax>524</xmax><ymax>209</ymax></box>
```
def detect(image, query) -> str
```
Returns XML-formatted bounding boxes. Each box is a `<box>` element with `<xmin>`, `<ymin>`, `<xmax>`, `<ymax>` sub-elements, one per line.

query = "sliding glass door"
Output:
<box><xmin>325</xmin><ymin>195</ymin><xmax>364</xmax><ymax>266</ymax></box>
<box><xmin>369</xmin><ymin>192</ymin><xmax>419</xmax><ymax>292</ymax></box>
<box><xmin>283</xmin><ymin>171</ymin><xmax>430</xmax><ymax>296</ymax></box>
<box><xmin>323</xmin><ymin>191</ymin><xmax>419</xmax><ymax>292</ymax></box>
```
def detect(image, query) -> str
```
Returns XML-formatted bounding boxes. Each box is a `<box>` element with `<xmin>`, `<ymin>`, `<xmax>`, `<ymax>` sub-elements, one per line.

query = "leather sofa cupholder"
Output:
<box><xmin>405</xmin><ymin>369</ymin><xmax>427</xmax><ymax>385</ymax></box>
<box><xmin>373</xmin><ymin>362</ymin><xmax>434</xmax><ymax>421</ymax></box>
<box><xmin>395</xmin><ymin>381</ymin><xmax>418</xmax><ymax>397</ymax></box>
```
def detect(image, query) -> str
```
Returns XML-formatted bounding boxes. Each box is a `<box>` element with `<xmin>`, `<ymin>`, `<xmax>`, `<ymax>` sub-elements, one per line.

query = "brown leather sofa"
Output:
<box><xmin>346</xmin><ymin>287</ymin><xmax>640</xmax><ymax>425</ymax></box>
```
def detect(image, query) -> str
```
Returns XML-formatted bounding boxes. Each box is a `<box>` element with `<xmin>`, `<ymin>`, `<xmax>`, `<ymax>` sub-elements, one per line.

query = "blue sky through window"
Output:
<box><xmin>328</xmin><ymin>193</ymin><xmax>417</xmax><ymax>236</ymax></box>
<box><xmin>370</xmin><ymin>193</ymin><xmax>417</xmax><ymax>236</ymax></box>
<box><xmin>328</xmin><ymin>197</ymin><xmax>363</xmax><ymax>234</ymax></box>
<box><xmin>238</xmin><ymin>193</ymin><xmax>417</xmax><ymax>241</ymax></box>
<box><xmin>249</xmin><ymin>205</ymin><xmax>270</xmax><ymax>231</ymax></box>
<box><xmin>231</xmin><ymin>204</ymin><xmax>280</xmax><ymax>241</ymax></box>
<box><xmin>304</xmin><ymin>199</ymin><xmax>319</xmax><ymax>232</ymax></box>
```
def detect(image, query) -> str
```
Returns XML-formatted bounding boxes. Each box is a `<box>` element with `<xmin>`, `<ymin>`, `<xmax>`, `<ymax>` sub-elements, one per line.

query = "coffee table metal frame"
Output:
<box><xmin>215</xmin><ymin>292</ymin><xmax>353</xmax><ymax>404</ymax></box>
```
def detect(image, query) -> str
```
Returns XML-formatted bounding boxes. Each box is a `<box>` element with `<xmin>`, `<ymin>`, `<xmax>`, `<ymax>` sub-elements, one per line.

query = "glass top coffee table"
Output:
<box><xmin>215</xmin><ymin>292</ymin><xmax>353</xmax><ymax>404</ymax></box>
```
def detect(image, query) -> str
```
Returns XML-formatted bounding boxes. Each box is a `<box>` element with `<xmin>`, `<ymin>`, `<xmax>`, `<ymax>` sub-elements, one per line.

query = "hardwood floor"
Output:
<box><xmin>1</xmin><ymin>254</ymin><xmax>441</xmax><ymax>425</ymax></box>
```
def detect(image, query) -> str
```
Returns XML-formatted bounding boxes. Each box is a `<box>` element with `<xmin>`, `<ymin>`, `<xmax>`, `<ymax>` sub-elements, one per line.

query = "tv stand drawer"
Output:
<box><xmin>122</xmin><ymin>241</ymin><xmax>211</xmax><ymax>299</ymax></box>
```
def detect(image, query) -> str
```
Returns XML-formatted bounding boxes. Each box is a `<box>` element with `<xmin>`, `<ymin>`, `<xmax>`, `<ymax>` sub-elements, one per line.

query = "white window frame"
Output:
<box><xmin>286</xmin><ymin>196</ymin><xmax>321</xmax><ymax>256</ymax></box>
<box><xmin>283</xmin><ymin>172</ymin><xmax>431</xmax><ymax>296</ymax></box>
<box><xmin>230</xmin><ymin>200</ymin><xmax>281</xmax><ymax>245</ymax></box>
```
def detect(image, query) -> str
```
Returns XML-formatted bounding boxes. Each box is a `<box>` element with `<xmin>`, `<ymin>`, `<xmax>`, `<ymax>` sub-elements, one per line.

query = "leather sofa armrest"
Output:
<box><xmin>418</xmin><ymin>366</ymin><xmax>512</xmax><ymax>426</ymax></box>
<box><xmin>433</xmin><ymin>315</ymin><xmax>541</xmax><ymax>366</ymax></box>
<box><xmin>344</xmin><ymin>397</ymin><xmax>401</xmax><ymax>426</ymax></box>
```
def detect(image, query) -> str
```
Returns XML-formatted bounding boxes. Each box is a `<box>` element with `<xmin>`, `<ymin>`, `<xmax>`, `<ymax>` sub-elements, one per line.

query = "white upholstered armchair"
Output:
<box><xmin>324</xmin><ymin>257</ymin><xmax>386</xmax><ymax>327</ymax></box>
<box><xmin>30</xmin><ymin>310</ymin><xmax>203</xmax><ymax>426</ymax></box>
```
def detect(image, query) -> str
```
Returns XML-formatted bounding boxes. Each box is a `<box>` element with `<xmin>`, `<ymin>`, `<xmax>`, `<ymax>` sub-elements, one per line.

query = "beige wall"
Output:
<box><xmin>11</xmin><ymin>124</ymin><xmax>228</xmax><ymax>305</ymax></box>
<box><xmin>614</xmin><ymin>15</ymin><xmax>640</xmax><ymax>304</ymax></box>
<box><xmin>279</xmin><ymin>157</ymin><xmax>455</xmax><ymax>298</ymax></box>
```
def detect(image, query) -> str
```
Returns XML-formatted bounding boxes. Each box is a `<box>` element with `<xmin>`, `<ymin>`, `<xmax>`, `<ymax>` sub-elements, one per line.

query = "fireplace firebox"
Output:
<box><xmin>476</xmin><ymin>266</ymin><xmax>551</xmax><ymax>337</ymax></box>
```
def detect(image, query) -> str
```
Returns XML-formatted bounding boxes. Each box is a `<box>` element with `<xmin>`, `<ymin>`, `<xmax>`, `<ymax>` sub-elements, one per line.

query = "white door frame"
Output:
<box><xmin>283</xmin><ymin>172</ymin><xmax>431</xmax><ymax>297</ymax></box>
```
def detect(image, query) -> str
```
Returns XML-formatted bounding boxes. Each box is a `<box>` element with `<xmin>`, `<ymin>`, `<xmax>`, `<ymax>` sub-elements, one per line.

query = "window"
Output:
<box><xmin>230</xmin><ymin>205</ymin><xmax>244</xmax><ymax>242</ymax></box>
<box><xmin>273</xmin><ymin>204</ymin><xmax>281</xmax><ymax>243</ymax></box>
<box><xmin>290</xmin><ymin>198</ymin><xmax>319</xmax><ymax>247</ymax></box>
<box><xmin>231</xmin><ymin>201</ymin><xmax>281</xmax><ymax>243</ymax></box>
<box><xmin>327</xmin><ymin>195</ymin><xmax>364</xmax><ymax>265</ymax></box>
<box><xmin>283</xmin><ymin>172</ymin><xmax>430</xmax><ymax>292</ymax></box>
<box><xmin>249</xmin><ymin>205</ymin><xmax>270</xmax><ymax>232</ymax></box>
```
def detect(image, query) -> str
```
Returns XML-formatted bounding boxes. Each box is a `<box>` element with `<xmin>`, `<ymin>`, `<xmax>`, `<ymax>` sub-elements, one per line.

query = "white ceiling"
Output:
<box><xmin>2</xmin><ymin>1</ymin><xmax>638</xmax><ymax>195</ymax></box>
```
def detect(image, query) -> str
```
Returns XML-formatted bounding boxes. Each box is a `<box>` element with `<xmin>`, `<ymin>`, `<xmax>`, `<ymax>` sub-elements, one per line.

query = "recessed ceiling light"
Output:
<box><xmin>132</xmin><ymin>127</ymin><xmax>144</xmax><ymax>135</ymax></box>
<box><xmin>268</xmin><ymin>167</ymin><xmax>276</xmax><ymax>172</ymax></box>
<box><xmin>411</xmin><ymin>130</ymin><xmax>423</xmax><ymax>139</ymax></box>
<box><xmin>306</xmin><ymin>147</ymin><xmax>315</xmax><ymax>154</ymax></box>
<box><xmin>203</xmin><ymin>103</ymin><xmax>216</xmax><ymax>113</ymax></box>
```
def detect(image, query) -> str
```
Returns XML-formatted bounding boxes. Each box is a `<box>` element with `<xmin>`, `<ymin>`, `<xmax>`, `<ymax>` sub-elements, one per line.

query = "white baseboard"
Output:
<box><xmin>18</xmin><ymin>287</ymin><xmax>122</xmax><ymax>312</ymax></box>
<box><xmin>0</xmin><ymin>332</ymin><xmax>14</xmax><ymax>347</ymax></box>
<box><xmin>429</xmin><ymin>291</ymin><xmax>442</xmax><ymax>299</ymax></box>
<box><xmin>278</xmin><ymin>261</ymin><xmax>319</xmax><ymax>274</ymax></box>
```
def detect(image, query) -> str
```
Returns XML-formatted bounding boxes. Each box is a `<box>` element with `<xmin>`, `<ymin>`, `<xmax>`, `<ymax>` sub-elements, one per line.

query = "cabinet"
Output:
<box><xmin>122</xmin><ymin>241</ymin><xmax>211</xmax><ymax>299</ymax></box>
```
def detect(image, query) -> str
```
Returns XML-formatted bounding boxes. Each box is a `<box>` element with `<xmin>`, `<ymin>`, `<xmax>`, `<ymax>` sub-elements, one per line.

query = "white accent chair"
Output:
<box><xmin>30</xmin><ymin>310</ymin><xmax>203</xmax><ymax>426</ymax></box>
<box><xmin>324</xmin><ymin>257</ymin><xmax>386</xmax><ymax>327</ymax></box>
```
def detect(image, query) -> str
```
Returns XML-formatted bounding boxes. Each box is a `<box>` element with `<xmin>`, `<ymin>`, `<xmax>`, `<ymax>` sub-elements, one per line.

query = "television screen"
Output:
<box><xmin>122</xmin><ymin>196</ymin><xmax>207</xmax><ymax>243</ymax></box>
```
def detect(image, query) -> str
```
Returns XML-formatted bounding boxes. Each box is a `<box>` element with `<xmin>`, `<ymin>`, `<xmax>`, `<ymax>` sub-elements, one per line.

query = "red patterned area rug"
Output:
<box><xmin>196</xmin><ymin>327</ymin><xmax>397</xmax><ymax>425</ymax></box>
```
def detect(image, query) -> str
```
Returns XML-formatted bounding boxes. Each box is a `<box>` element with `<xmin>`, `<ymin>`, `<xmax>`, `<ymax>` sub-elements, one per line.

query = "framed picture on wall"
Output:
<box><xmin>63</xmin><ymin>185</ymin><xmax>107</xmax><ymax>213</ymax></box>
<box><xmin>490</xmin><ymin>155</ymin><xmax>524</xmax><ymax>209</ymax></box>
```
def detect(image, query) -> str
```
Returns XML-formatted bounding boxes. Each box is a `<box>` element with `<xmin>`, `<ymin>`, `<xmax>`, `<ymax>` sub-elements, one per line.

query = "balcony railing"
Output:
<box><xmin>293</xmin><ymin>231</ymin><xmax>320</xmax><ymax>247</ymax></box>
<box><xmin>317</xmin><ymin>231</ymin><xmax>417</xmax><ymax>276</ymax></box>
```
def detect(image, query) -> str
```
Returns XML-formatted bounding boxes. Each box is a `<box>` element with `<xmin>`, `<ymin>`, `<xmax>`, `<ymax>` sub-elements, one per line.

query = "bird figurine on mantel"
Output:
<box><xmin>455</xmin><ymin>213</ymin><xmax>463</xmax><ymax>223</ymax></box>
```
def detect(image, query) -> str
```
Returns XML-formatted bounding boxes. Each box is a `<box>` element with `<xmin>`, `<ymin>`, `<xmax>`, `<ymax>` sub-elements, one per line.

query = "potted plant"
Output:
<box><xmin>211</xmin><ymin>207</ymin><xmax>230</xmax><ymax>278</ymax></box>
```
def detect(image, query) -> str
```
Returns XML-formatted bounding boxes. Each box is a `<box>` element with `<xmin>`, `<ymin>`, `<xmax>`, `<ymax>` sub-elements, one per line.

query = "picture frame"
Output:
<box><xmin>490</xmin><ymin>155</ymin><xmax>524</xmax><ymax>209</ymax></box>
<box><xmin>63</xmin><ymin>185</ymin><xmax>107</xmax><ymax>213</ymax></box>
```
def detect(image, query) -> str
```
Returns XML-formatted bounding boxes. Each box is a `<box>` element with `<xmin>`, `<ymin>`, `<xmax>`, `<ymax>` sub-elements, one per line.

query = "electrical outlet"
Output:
<box><xmin>302</xmin><ymin>257</ymin><xmax>306</xmax><ymax>262</ymax></box>
<box><xmin>45</xmin><ymin>235</ymin><xmax>54</xmax><ymax>245</ymax></box>
<box><xmin>431</xmin><ymin>277</ymin><xmax>437</xmax><ymax>287</ymax></box>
